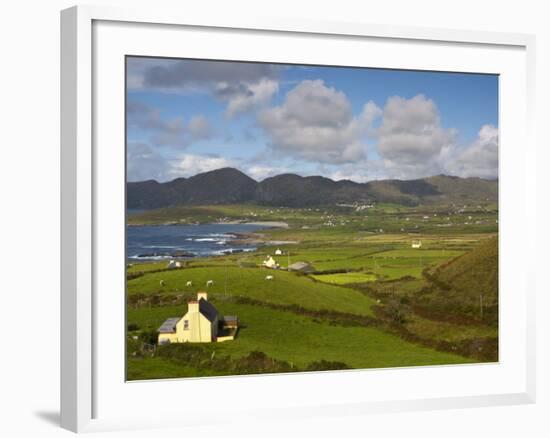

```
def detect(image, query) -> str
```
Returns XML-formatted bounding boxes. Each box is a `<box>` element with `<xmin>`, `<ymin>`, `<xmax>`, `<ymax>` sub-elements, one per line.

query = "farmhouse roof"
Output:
<box><xmin>158</xmin><ymin>317</ymin><xmax>180</xmax><ymax>333</ymax></box>
<box><xmin>199</xmin><ymin>298</ymin><xmax>218</xmax><ymax>323</ymax></box>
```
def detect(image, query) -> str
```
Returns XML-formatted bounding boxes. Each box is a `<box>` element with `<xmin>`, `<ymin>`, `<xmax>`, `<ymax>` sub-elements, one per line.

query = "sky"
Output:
<box><xmin>126</xmin><ymin>56</ymin><xmax>499</xmax><ymax>183</ymax></box>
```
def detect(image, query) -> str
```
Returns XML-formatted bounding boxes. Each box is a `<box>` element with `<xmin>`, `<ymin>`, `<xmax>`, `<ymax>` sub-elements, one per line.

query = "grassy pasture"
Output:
<box><xmin>127</xmin><ymin>261</ymin><xmax>174</xmax><ymax>274</ymax></box>
<box><xmin>129</xmin><ymin>202</ymin><xmax>498</xmax><ymax>238</ymax></box>
<box><xmin>127</xmin><ymin>302</ymin><xmax>472</xmax><ymax>379</ymax></box>
<box><xmin>312</xmin><ymin>272</ymin><xmax>377</xmax><ymax>285</ymax></box>
<box><xmin>405</xmin><ymin>316</ymin><xmax>498</xmax><ymax>343</ymax></box>
<box><xmin>127</xmin><ymin>266</ymin><xmax>377</xmax><ymax>316</ymax></box>
<box><xmin>126</xmin><ymin>204</ymin><xmax>498</xmax><ymax>380</ymax></box>
<box><xmin>223</xmin><ymin>242</ymin><xmax>467</xmax><ymax>280</ymax></box>
<box><xmin>224</xmin><ymin>245</ymin><xmax>390</xmax><ymax>269</ymax></box>
<box><xmin>375</xmin><ymin>249</ymin><xmax>464</xmax><ymax>258</ymax></box>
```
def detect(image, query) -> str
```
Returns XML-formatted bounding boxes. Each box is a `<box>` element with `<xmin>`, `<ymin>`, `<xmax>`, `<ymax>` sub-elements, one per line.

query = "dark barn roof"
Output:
<box><xmin>199</xmin><ymin>298</ymin><xmax>218</xmax><ymax>323</ymax></box>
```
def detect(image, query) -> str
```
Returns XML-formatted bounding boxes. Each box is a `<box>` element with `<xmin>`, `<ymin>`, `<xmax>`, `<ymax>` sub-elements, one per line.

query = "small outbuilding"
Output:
<box><xmin>288</xmin><ymin>261</ymin><xmax>315</xmax><ymax>273</ymax></box>
<box><xmin>275</xmin><ymin>248</ymin><xmax>283</xmax><ymax>255</ymax></box>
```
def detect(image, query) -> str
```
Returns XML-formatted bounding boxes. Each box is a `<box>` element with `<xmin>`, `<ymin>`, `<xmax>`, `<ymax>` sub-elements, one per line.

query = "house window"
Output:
<box><xmin>183</xmin><ymin>320</ymin><xmax>189</xmax><ymax>330</ymax></box>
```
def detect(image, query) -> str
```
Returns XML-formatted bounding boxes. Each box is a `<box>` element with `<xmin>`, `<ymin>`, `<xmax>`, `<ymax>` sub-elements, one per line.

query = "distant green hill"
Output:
<box><xmin>127</xmin><ymin>167</ymin><xmax>498</xmax><ymax>209</ymax></box>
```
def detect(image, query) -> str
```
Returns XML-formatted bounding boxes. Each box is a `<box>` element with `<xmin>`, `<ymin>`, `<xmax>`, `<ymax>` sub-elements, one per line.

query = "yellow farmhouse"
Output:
<box><xmin>157</xmin><ymin>292</ymin><xmax>238</xmax><ymax>344</ymax></box>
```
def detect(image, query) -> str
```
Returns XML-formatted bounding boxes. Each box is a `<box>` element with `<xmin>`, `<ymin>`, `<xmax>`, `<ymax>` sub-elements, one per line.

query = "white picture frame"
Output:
<box><xmin>60</xmin><ymin>4</ymin><xmax>536</xmax><ymax>433</ymax></box>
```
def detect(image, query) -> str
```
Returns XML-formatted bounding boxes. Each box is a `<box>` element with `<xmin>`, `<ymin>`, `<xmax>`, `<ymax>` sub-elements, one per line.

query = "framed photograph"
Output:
<box><xmin>61</xmin><ymin>5</ymin><xmax>536</xmax><ymax>433</ymax></box>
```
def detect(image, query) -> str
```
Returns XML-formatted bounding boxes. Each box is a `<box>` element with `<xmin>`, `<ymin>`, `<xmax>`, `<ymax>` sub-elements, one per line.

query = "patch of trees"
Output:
<box><xmin>310</xmin><ymin>268</ymin><xmax>362</xmax><ymax>276</ymax></box>
<box><xmin>127</xmin><ymin>322</ymin><xmax>140</xmax><ymax>331</ymax></box>
<box><xmin>376</xmin><ymin>296</ymin><xmax>412</xmax><ymax>324</ymax></box>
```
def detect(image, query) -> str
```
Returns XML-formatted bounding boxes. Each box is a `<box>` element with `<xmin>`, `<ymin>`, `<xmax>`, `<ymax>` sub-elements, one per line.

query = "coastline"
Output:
<box><xmin>217</xmin><ymin>220</ymin><xmax>289</xmax><ymax>229</ymax></box>
<box><xmin>231</xmin><ymin>232</ymin><xmax>297</xmax><ymax>246</ymax></box>
<box><xmin>127</xmin><ymin>220</ymin><xmax>290</xmax><ymax>228</ymax></box>
<box><xmin>217</xmin><ymin>221</ymin><xmax>293</xmax><ymax>246</ymax></box>
<box><xmin>127</xmin><ymin>220</ymin><xmax>294</xmax><ymax>261</ymax></box>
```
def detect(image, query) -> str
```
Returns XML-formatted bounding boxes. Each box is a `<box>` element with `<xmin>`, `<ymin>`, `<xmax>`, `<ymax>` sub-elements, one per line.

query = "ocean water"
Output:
<box><xmin>127</xmin><ymin>223</ymin><xmax>267</xmax><ymax>261</ymax></box>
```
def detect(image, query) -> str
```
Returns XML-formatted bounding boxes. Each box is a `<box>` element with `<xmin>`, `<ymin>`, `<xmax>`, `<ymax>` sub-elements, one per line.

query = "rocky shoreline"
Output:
<box><xmin>231</xmin><ymin>231</ymin><xmax>298</xmax><ymax>247</ymax></box>
<box><xmin>133</xmin><ymin>250</ymin><xmax>196</xmax><ymax>259</ymax></box>
<box><xmin>219</xmin><ymin>220</ymin><xmax>289</xmax><ymax>228</ymax></box>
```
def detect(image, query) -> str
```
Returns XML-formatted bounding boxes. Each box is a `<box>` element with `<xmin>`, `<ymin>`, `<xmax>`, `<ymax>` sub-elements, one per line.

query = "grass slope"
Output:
<box><xmin>312</xmin><ymin>272</ymin><xmax>377</xmax><ymax>285</ymax></box>
<box><xmin>433</xmin><ymin>236</ymin><xmax>498</xmax><ymax>305</ymax></box>
<box><xmin>127</xmin><ymin>266</ymin><xmax>377</xmax><ymax>316</ymax></box>
<box><xmin>127</xmin><ymin>302</ymin><xmax>472</xmax><ymax>380</ymax></box>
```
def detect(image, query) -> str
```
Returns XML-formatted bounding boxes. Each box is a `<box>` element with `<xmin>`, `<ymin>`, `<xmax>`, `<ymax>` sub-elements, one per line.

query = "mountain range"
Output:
<box><xmin>127</xmin><ymin>167</ymin><xmax>498</xmax><ymax>209</ymax></box>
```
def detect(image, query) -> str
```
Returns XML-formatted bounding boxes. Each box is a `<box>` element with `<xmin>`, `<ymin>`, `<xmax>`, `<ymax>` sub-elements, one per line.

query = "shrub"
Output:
<box><xmin>127</xmin><ymin>322</ymin><xmax>140</xmax><ymax>331</ymax></box>
<box><xmin>139</xmin><ymin>329</ymin><xmax>159</xmax><ymax>345</ymax></box>
<box><xmin>382</xmin><ymin>297</ymin><xmax>412</xmax><ymax>324</ymax></box>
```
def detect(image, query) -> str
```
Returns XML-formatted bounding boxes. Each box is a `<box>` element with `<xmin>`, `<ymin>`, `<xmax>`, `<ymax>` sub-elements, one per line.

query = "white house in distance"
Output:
<box><xmin>157</xmin><ymin>292</ymin><xmax>238</xmax><ymax>344</ymax></box>
<box><xmin>275</xmin><ymin>248</ymin><xmax>283</xmax><ymax>255</ymax></box>
<box><xmin>167</xmin><ymin>260</ymin><xmax>182</xmax><ymax>269</ymax></box>
<box><xmin>411</xmin><ymin>240</ymin><xmax>422</xmax><ymax>249</ymax></box>
<box><xmin>262</xmin><ymin>255</ymin><xmax>280</xmax><ymax>269</ymax></box>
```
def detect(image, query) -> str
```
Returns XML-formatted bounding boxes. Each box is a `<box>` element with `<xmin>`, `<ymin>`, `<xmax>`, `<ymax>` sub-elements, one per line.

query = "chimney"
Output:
<box><xmin>197</xmin><ymin>291</ymin><xmax>208</xmax><ymax>301</ymax></box>
<box><xmin>188</xmin><ymin>300</ymin><xmax>199</xmax><ymax>313</ymax></box>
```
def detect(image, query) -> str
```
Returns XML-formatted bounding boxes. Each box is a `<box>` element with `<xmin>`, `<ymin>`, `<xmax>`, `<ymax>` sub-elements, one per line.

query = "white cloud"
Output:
<box><xmin>138</xmin><ymin>59</ymin><xmax>281</xmax><ymax>89</ymax></box>
<box><xmin>126</xmin><ymin>58</ymin><xmax>175</xmax><ymax>90</ymax></box>
<box><xmin>128</xmin><ymin>146</ymin><xmax>237</xmax><ymax>182</ymax></box>
<box><xmin>245</xmin><ymin>165</ymin><xmax>290</xmax><ymax>181</ymax></box>
<box><xmin>221</xmin><ymin>79</ymin><xmax>279</xmax><ymax>118</ymax></box>
<box><xmin>445</xmin><ymin>124</ymin><xmax>498</xmax><ymax>178</ymax></box>
<box><xmin>166</xmin><ymin>154</ymin><xmax>236</xmax><ymax>179</ymax></box>
<box><xmin>259</xmin><ymin>80</ymin><xmax>378</xmax><ymax>164</ymax></box>
<box><xmin>375</xmin><ymin>94</ymin><xmax>456</xmax><ymax>179</ymax></box>
<box><xmin>127</xmin><ymin>58</ymin><xmax>282</xmax><ymax>116</ymax></box>
<box><xmin>127</xmin><ymin>142</ymin><xmax>168</xmax><ymax>182</ymax></box>
<box><xmin>326</xmin><ymin>160</ymin><xmax>387</xmax><ymax>183</ymax></box>
<box><xmin>360</xmin><ymin>101</ymin><xmax>383</xmax><ymax>136</ymax></box>
<box><xmin>128</xmin><ymin>100</ymin><xmax>212</xmax><ymax>148</ymax></box>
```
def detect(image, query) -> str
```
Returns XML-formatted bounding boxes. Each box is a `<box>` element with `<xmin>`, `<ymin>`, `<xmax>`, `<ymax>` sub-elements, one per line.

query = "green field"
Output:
<box><xmin>127</xmin><ymin>203</ymin><xmax>498</xmax><ymax>379</ymax></box>
<box><xmin>127</xmin><ymin>266</ymin><xmax>377</xmax><ymax>316</ymax></box>
<box><xmin>127</xmin><ymin>301</ymin><xmax>473</xmax><ymax>380</ymax></box>
<box><xmin>312</xmin><ymin>272</ymin><xmax>377</xmax><ymax>285</ymax></box>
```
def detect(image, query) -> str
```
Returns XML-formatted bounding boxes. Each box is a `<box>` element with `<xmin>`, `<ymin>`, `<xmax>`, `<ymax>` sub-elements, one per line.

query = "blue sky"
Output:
<box><xmin>126</xmin><ymin>57</ymin><xmax>498</xmax><ymax>183</ymax></box>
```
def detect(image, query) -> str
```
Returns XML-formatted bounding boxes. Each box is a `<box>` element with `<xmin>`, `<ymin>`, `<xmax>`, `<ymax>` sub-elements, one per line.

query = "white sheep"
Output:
<box><xmin>206</xmin><ymin>280</ymin><xmax>214</xmax><ymax>287</ymax></box>
<box><xmin>160</xmin><ymin>280</ymin><xmax>166</xmax><ymax>287</ymax></box>
<box><xmin>186</xmin><ymin>281</ymin><xmax>193</xmax><ymax>287</ymax></box>
<box><xmin>265</xmin><ymin>275</ymin><xmax>274</xmax><ymax>280</ymax></box>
